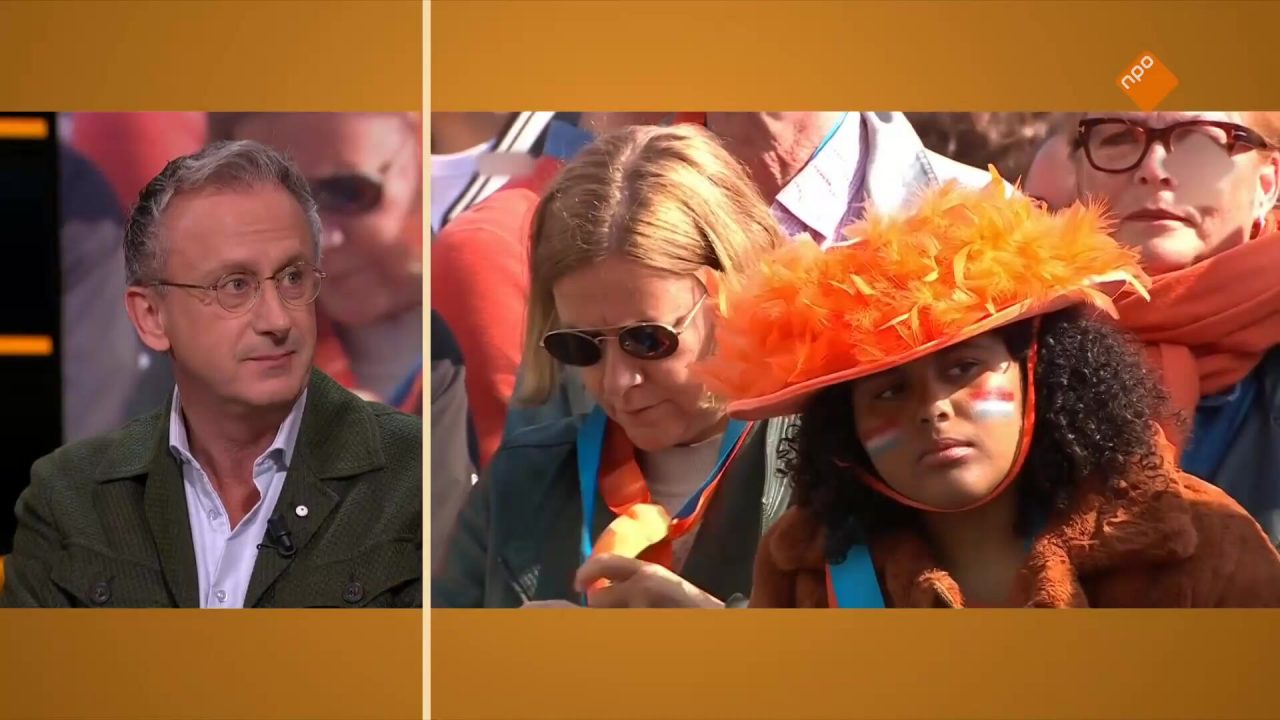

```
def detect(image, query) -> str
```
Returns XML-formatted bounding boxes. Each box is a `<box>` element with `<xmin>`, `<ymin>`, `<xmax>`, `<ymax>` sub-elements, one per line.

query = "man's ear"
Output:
<box><xmin>125</xmin><ymin>286</ymin><xmax>171</xmax><ymax>353</ymax></box>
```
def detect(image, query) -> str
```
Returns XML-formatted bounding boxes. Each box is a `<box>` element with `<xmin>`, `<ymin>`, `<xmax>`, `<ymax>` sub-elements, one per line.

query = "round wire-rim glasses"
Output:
<box><xmin>148</xmin><ymin>262</ymin><xmax>327</xmax><ymax>314</ymax></box>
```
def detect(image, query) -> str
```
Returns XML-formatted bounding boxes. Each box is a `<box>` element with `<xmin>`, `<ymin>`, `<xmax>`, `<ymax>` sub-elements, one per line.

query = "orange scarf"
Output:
<box><xmin>1116</xmin><ymin>228</ymin><xmax>1280</xmax><ymax>448</ymax></box>
<box><xmin>586</xmin><ymin>420</ymin><xmax>751</xmax><ymax>589</ymax></box>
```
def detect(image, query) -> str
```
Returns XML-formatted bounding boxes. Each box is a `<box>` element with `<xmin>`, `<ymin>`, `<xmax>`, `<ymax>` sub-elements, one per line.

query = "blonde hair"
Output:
<box><xmin>516</xmin><ymin>123</ymin><xmax>788</xmax><ymax>406</ymax></box>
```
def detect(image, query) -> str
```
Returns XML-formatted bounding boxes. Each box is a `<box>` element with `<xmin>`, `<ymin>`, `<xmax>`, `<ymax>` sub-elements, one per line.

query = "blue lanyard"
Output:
<box><xmin>811</xmin><ymin>112</ymin><xmax>848</xmax><ymax>160</ymax></box>
<box><xmin>828</xmin><ymin>528</ymin><xmax>1039</xmax><ymax>608</ymax></box>
<box><xmin>827</xmin><ymin>545</ymin><xmax>886</xmax><ymax>608</ymax></box>
<box><xmin>576</xmin><ymin>406</ymin><xmax>750</xmax><ymax>563</ymax></box>
<box><xmin>388</xmin><ymin>358</ymin><xmax>425</xmax><ymax>409</ymax></box>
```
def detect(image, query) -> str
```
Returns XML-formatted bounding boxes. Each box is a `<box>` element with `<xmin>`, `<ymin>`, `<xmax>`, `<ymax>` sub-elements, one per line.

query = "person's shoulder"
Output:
<box><xmin>1167</xmin><ymin>470</ymin><xmax>1280</xmax><ymax>603</ymax></box>
<box><xmin>483</xmin><ymin>415</ymin><xmax>580</xmax><ymax>494</ymax></box>
<box><xmin>1174</xmin><ymin>469</ymin><xmax>1253</xmax><ymax>513</ymax></box>
<box><xmin>760</xmin><ymin>505</ymin><xmax>827</xmax><ymax>573</ymax></box>
<box><xmin>1260</xmin><ymin>346</ymin><xmax>1280</xmax><ymax>424</ymax></box>
<box><xmin>58</xmin><ymin>143</ymin><xmax>125</xmax><ymax>225</ymax></box>
<box><xmin>305</xmin><ymin>370</ymin><xmax>422</xmax><ymax>460</ymax></box>
<box><xmin>361</xmin><ymin>403</ymin><xmax>425</xmax><ymax>501</ymax></box>
<box><xmin>498</xmin><ymin>413</ymin><xmax>580</xmax><ymax>452</ymax></box>
<box><xmin>430</xmin><ymin>311</ymin><xmax>465</xmax><ymax>366</ymax></box>
<box><xmin>32</xmin><ymin>410</ymin><xmax>165</xmax><ymax>487</ymax></box>
<box><xmin>1171</xmin><ymin>470</ymin><xmax>1279</xmax><ymax>558</ymax></box>
<box><xmin>366</xmin><ymin>401</ymin><xmax>424</xmax><ymax>453</ymax></box>
<box><xmin>433</xmin><ymin>181</ymin><xmax>542</xmax><ymax>253</ymax></box>
<box><xmin>1260</xmin><ymin>345</ymin><xmax>1280</xmax><ymax>384</ymax></box>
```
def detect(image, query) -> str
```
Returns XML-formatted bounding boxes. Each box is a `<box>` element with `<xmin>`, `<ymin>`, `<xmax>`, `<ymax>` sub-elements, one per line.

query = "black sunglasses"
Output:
<box><xmin>540</xmin><ymin>293</ymin><xmax>709</xmax><ymax>367</ymax></box>
<box><xmin>308</xmin><ymin>134</ymin><xmax>413</xmax><ymax>215</ymax></box>
<box><xmin>310</xmin><ymin>173</ymin><xmax>384</xmax><ymax>215</ymax></box>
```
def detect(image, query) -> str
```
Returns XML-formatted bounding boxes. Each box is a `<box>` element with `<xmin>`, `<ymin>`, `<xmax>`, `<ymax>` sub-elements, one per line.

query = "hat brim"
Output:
<box><xmin>724</xmin><ymin>275</ymin><xmax>1142</xmax><ymax>421</ymax></box>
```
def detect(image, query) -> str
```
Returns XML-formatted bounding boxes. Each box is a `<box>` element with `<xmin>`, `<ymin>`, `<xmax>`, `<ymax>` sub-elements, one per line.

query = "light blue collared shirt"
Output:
<box><xmin>772</xmin><ymin>113</ymin><xmax>867</xmax><ymax>245</ymax></box>
<box><xmin>169</xmin><ymin>388</ymin><xmax>307</xmax><ymax>609</ymax></box>
<box><xmin>773</xmin><ymin>112</ymin><xmax>999</xmax><ymax>247</ymax></box>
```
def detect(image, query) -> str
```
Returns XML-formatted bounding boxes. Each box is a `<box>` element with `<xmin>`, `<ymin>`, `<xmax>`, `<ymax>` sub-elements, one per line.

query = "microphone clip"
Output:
<box><xmin>257</xmin><ymin>513</ymin><xmax>297</xmax><ymax>559</ymax></box>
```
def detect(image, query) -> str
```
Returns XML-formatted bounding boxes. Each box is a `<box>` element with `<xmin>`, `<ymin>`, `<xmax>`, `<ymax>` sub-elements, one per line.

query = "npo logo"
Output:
<box><xmin>1120</xmin><ymin>55</ymin><xmax>1156</xmax><ymax>91</ymax></box>
<box><xmin>1116</xmin><ymin>51</ymin><xmax>1179</xmax><ymax>111</ymax></box>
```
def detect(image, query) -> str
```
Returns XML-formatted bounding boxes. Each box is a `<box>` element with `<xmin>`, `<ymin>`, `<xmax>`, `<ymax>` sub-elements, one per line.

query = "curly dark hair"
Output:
<box><xmin>780</xmin><ymin>307</ymin><xmax>1177</xmax><ymax>563</ymax></box>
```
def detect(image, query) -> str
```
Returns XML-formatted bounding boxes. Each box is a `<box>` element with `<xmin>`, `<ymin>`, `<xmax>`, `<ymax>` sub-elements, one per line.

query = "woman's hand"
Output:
<box><xmin>573</xmin><ymin>554</ymin><xmax>724</xmax><ymax>609</ymax></box>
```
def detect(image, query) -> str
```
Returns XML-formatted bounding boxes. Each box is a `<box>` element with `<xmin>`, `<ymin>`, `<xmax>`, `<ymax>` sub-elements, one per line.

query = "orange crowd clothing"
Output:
<box><xmin>752</xmin><ymin>460</ymin><xmax>1280</xmax><ymax>608</ymax></box>
<box><xmin>1116</xmin><ymin>224</ymin><xmax>1280</xmax><ymax>449</ymax></box>
<box><xmin>431</xmin><ymin>154</ymin><xmax>565</xmax><ymax>467</ymax></box>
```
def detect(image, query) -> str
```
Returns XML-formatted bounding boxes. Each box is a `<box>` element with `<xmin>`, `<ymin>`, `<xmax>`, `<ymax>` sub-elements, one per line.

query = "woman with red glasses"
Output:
<box><xmin>1071</xmin><ymin>112</ymin><xmax>1280</xmax><ymax>547</ymax></box>
<box><xmin>432</xmin><ymin>124</ymin><xmax>794</xmax><ymax>607</ymax></box>
<box><xmin>618</xmin><ymin>176</ymin><xmax>1278</xmax><ymax>608</ymax></box>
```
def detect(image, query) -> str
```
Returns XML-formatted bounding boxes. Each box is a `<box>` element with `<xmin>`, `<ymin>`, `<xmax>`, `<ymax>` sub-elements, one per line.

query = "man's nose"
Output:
<box><xmin>250</xmin><ymin>281</ymin><xmax>293</xmax><ymax>336</ymax></box>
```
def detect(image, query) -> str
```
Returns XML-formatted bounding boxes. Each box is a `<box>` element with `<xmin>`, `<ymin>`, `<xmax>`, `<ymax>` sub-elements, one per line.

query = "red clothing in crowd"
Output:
<box><xmin>70</xmin><ymin>113</ymin><xmax>208</xmax><ymax>211</ymax></box>
<box><xmin>431</xmin><ymin>155</ymin><xmax>564</xmax><ymax>468</ymax></box>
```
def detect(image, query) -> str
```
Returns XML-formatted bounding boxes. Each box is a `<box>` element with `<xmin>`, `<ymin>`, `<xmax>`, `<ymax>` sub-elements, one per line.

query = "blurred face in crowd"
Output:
<box><xmin>705</xmin><ymin>112</ymin><xmax>846</xmax><ymax>201</ymax></box>
<box><xmin>234</xmin><ymin>113</ymin><xmax>422</xmax><ymax>327</ymax></box>
<box><xmin>850</xmin><ymin>333</ymin><xmax>1025</xmax><ymax>511</ymax></box>
<box><xmin>1074</xmin><ymin>111</ymin><xmax>1279</xmax><ymax>275</ymax></box>
<box><xmin>1024</xmin><ymin>132</ymin><xmax>1076</xmax><ymax>210</ymax></box>
<box><xmin>128</xmin><ymin>184</ymin><xmax>318</xmax><ymax>413</ymax></box>
<box><xmin>429</xmin><ymin>112</ymin><xmax>510</xmax><ymax>154</ymax></box>
<box><xmin>551</xmin><ymin>257</ymin><xmax>723</xmax><ymax>452</ymax></box>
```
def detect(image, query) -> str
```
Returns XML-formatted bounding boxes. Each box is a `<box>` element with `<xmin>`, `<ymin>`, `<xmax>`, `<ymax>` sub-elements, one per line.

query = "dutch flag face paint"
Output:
<box><xmin>971</xmin><ymin>381</ymin><xmax>1019</xmax><ymax>421</ymax></box>
<box><xmin>862</xmin><ymin>423</ymin><xmax>902</xmax><ymax>456</ymax></box>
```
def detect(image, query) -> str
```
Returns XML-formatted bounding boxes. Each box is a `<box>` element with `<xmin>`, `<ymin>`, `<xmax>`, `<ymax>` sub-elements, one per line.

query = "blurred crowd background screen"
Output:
<box><xmin>60</xmin><ymin>112</ymin><xmax>426</xmax><ymax>448</ymax></box>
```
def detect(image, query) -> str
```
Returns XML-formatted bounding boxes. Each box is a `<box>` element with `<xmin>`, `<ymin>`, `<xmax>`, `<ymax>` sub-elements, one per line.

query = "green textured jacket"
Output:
<box><xmin>0</xmin><ymin>370</ymin><xmax>423</xmax><ymax>608</ymax></box>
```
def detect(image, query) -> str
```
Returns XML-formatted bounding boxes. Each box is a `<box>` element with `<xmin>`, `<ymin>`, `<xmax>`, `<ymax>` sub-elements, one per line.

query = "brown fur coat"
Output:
<box><xmin>751</xmin><ymin>465</ymin><xmax>1280</xmax><ymax>608</ymax></box>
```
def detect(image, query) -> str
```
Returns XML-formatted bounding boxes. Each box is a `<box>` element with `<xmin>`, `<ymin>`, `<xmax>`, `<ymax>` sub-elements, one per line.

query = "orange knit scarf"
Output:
<box><xmin>1116</xmin><ymin>229</ymin><xmax>1280</xmax><ymax>449</ymax></box>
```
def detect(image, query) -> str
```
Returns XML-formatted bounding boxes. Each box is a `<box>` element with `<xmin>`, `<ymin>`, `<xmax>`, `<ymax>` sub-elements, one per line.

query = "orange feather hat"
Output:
<box><xmin>695</xmin><ymin>169</ymin><xmax>1152</xmax><ymax>420</ymax></box>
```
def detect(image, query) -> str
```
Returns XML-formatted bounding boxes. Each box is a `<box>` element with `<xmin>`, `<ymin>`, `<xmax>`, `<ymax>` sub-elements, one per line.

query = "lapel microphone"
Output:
<box><xmin>257</xmin><ymin>513</ymin><xmax>297</xmax><ymax>558</ymax></box>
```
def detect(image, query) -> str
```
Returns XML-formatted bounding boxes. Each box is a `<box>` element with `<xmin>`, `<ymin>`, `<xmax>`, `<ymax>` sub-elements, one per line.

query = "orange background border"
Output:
<box><xmin>2</xmin><ymin>0</ymin><xmax>1280</xmax><ymax>718</ymax></box>
<box><xmin>433</xmin><ymin>609</ymin><xmax>1280</xmax><ymax>720</ymax></box>
<box><xmin>433</xmin><ymin>0</ymin><xmax>1279</xmax><ymax>111</ymax></box>
<box><xmin>0</xmin><ymin>2</ymin><xmax>423</xmax><ymax>719</ymax></box>
<box><xmin>0</xmin><ymin>1</ymin><xmax>420</xmax><ymax>110</ymax></box>
<box><xmin>4</xmin><ymin>611</ymin><xmax>423</xmax><ymax>720</ymax></box>
<box><xmin>430</xmin><ymin>2</ymin><xmax>1280</xmax><ymax>719</ymax></box>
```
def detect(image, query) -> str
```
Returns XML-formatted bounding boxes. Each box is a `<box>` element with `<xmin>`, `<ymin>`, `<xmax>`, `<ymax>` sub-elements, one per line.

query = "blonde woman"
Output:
<box><xmin>432</xmin><ymin>125</ymin><xmax>793</xmax><ymax>608</ymax></box>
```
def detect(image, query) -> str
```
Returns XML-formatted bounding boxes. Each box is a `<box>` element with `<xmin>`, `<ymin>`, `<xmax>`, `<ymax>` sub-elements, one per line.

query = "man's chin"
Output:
<box><xmin>236</xmin><ymin>369</ymin><xmax>309</xmax><ymax>407</ymax></box>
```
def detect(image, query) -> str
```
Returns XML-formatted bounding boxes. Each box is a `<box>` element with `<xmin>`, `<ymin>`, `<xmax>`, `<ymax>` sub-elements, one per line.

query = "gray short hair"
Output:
<box><xmin>123</xmin><ymin>139</ymin><xmax>323</xmax><ymax>285</ymax></box>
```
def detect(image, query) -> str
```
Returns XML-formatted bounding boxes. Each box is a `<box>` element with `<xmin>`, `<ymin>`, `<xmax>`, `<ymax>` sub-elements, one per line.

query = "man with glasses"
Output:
<box><xmin>200</xmin><ymin>113</ymin><xmax>424</xmax><ymax>414</ymax></box>
<box><xmin>0</xmin><ymin>141</ymin><xmax>423</xmax><ymax>608</ymax></box>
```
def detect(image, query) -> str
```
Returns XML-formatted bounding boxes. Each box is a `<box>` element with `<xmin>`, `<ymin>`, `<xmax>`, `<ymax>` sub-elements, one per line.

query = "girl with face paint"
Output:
<box><xmin>693</xmin><ymin>173</ymin><xmax>1280</xmax><ymax>608</ymax></box>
